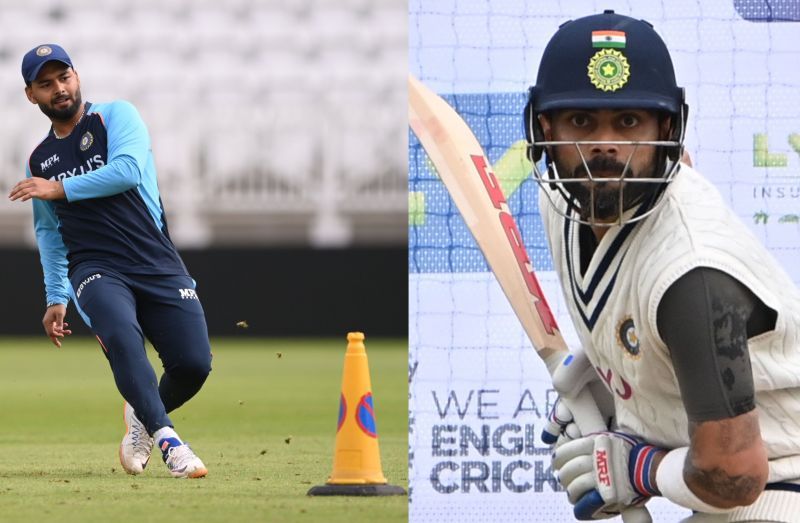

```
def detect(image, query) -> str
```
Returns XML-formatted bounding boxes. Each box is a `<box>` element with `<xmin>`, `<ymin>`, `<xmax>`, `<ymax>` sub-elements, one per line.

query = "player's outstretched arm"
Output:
<box><xmin>42</xmin><ymin>304</ymin><xmax>72</xmax><ymax>348</ymax></box>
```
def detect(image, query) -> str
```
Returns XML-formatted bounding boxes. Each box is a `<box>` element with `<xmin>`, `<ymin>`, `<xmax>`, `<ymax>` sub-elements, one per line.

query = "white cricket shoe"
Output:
<box><xmin>119</xmin><ymin>402</ymin><xmax>154</xmax><ymax>475</ymax></box>
<box><xmin>159</xmin><ymin>437</ymin><xmax>208</xmax><ymax>479</ymax></box>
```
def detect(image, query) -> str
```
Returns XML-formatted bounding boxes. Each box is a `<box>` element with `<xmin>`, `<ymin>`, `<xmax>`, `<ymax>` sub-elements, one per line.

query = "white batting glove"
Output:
<box><xmin>541</xmin><ymin>396</ymin><xmax>583</xmax><ymax>446</ymax></box>
<box><xmin>542</xmin><ymin>346</ymin><xmax>615</xmax><ymax>448</ymax></box>
<box><xmin>553</xmin><ymin>431</ymin><xmax>665</xmax><ymax>520</ymax></box>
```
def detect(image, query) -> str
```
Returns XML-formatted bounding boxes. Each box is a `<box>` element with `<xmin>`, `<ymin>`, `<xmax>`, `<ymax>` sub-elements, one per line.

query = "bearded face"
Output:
<box><xmin>25</xmin><ymin>62</ymin><xmax>83</xmax><ymax>123</ymax></box>
<box><xmin>38</xmin><ymin>88</ymin><xmax>83</xmax><ymax>122</ymax></box>
<box><xmin>550</xmin><ymin>150</ymin><xmax>661</xmax><ymax>221</ymax></box>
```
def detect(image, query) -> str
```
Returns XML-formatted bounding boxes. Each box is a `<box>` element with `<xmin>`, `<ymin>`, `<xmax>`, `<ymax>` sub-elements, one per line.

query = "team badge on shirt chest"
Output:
<box><xmin>79</xmin><ymin>131</ymin><xmax>94</xmax><ymax>151</ymax></box>
<box><xmin>616</xmin><ymin>315</ymin><xmax>641</xmax><ymax>359</ymax></box>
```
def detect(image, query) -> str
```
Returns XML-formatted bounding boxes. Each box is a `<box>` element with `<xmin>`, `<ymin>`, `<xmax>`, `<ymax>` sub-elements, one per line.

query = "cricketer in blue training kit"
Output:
<box><xmin>9</xmin><ymin>44</ymin><xmax>211</xmax><ymax>479</ymax></box>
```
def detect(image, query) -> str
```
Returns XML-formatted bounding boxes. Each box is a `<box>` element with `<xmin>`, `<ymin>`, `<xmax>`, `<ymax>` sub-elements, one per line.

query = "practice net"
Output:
<box><xmin>409</xmin><ymin>1</ymin><xmax>800</xmax><ymax>521</ymax></box>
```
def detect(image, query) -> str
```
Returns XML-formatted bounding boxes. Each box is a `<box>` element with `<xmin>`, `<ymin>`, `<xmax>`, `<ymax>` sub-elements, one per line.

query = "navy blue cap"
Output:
<box><xmin>22</xmin><ymin>44</ymin><xmax>73</xmax><ymax>83</ymax></box>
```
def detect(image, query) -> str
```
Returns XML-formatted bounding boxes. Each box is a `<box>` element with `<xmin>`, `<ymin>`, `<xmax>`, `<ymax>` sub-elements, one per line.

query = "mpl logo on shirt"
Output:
<box><xmin>40</xmin><ymin>153</ymin><xmax>60</xmax><ymax>172</ymax></box>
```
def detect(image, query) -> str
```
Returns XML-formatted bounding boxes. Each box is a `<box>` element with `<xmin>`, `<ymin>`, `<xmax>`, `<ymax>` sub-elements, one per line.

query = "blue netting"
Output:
<box><xmin>408</xmin><ymin>92</ymin><xmax>553</xmax><ymax>274</ymax></box>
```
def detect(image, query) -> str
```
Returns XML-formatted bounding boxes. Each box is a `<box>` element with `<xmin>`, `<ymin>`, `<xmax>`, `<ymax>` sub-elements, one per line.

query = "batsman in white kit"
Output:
<box><xmin>526</xmin><ymin>10</ymin><xmax>800</xmax><ymax>523</ymax></box>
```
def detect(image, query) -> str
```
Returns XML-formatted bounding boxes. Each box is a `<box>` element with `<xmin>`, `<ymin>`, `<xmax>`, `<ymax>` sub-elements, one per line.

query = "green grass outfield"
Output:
<box><xmin>0</xmin><ymin>337</ymin><xmax>407</xmax><ymax>523</ymax></box>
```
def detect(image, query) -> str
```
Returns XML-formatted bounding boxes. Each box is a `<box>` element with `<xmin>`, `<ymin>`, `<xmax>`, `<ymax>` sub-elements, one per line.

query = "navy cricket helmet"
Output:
<box><xmin>524</xmin><ymin>9</ymin><xmax>688</xmax><ymax>163</ymax></box>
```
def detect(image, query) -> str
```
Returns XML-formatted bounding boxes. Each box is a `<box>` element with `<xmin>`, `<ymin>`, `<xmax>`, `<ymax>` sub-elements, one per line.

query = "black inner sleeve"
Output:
<box><xmin>656</xmin><ymin>267</ymin><xmax>776</xmax><ymax>422</ymax></box>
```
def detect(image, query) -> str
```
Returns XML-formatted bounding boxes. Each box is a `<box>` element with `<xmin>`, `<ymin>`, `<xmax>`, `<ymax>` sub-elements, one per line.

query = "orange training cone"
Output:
<box><xmin>307</xmin><ymin>332</ymin><xmax>406</xmax><ymax>496</ymax></box>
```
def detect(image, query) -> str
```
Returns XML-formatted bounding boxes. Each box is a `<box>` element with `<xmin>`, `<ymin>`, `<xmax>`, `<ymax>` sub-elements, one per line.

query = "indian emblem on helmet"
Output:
<box><xmin>587</xmin><ymin>49</ymin><xmax>630</xmax><ymax>92</ymax></box>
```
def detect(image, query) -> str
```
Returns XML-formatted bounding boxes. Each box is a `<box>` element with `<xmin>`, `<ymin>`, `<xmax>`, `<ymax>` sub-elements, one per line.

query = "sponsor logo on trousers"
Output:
<box><xmin>179</xmin><ymin>288</ymin><xmax>198</xmax><ymax>300</ymax></box>
<box><xmin>76</xmin><ymin>274</ymin><xmax>101</xmax><ymax>298</ymax></box>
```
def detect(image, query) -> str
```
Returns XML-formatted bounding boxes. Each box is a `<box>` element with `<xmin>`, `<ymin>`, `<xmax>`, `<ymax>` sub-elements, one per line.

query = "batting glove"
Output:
<box><xmin>542</xmin><ymin>380</ymin><xmax>615</xmax><ymax>447</ymax></box>
<box><xmin>543</xmin><ymin>345</ymin><xmax>616</xmax><ymax>447</ymax></box>
<box><xmin>553</xmin><ymin>431</ymin><xmax>665</xmax><ymax>520</ymax></box>
<box><xmin>542</xmin><ymin>396</ymin><xmax>583</xmax><ymax>446</ymax></box>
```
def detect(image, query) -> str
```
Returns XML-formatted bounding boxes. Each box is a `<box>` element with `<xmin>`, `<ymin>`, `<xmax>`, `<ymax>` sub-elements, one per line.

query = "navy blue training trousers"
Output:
<box><xmin>70</xmin><ymin>267</ymin><xmax>212</xmax><ymax>435</ymax></box>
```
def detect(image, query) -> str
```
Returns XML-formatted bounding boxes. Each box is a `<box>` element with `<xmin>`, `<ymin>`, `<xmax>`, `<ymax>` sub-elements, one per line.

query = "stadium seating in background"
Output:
<box><xmin>0</xmin><ymin>0</ymin><xmax>407</xmax><ymax>247</ymax></box>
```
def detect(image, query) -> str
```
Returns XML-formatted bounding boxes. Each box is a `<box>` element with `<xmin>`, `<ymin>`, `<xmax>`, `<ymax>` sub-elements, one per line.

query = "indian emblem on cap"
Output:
<box><xmin>587</xmin><ymin>48</ymin><xmax>630</xmax><ymax>92</ymax></box>
<box><xmin>79</xmin><ymin>131</ymin><xmax>94</xmax><ymax>151</ymax></box>
<box><xmin>36</xmin><ymin>46</ymin><xmax>52</xmax><ymax>57</ymax></box>
<box><xmin>616</xmin><ymin>316</ymin><xmax>641</xmax><ymax>358</ymax></box>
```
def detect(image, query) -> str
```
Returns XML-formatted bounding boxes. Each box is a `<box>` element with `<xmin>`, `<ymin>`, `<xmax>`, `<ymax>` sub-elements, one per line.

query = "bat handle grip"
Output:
<box><xmin>563</xmin><ymin>388</ymin><xmax>653</xmax><ymax>523</ymax></box>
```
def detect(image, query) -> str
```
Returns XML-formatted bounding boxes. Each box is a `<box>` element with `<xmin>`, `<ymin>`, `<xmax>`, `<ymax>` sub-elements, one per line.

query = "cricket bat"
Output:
<box><xmin>408</xmin><ymin>74</ymin><xmax>652</xmax><ymax>523</ymax></box>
